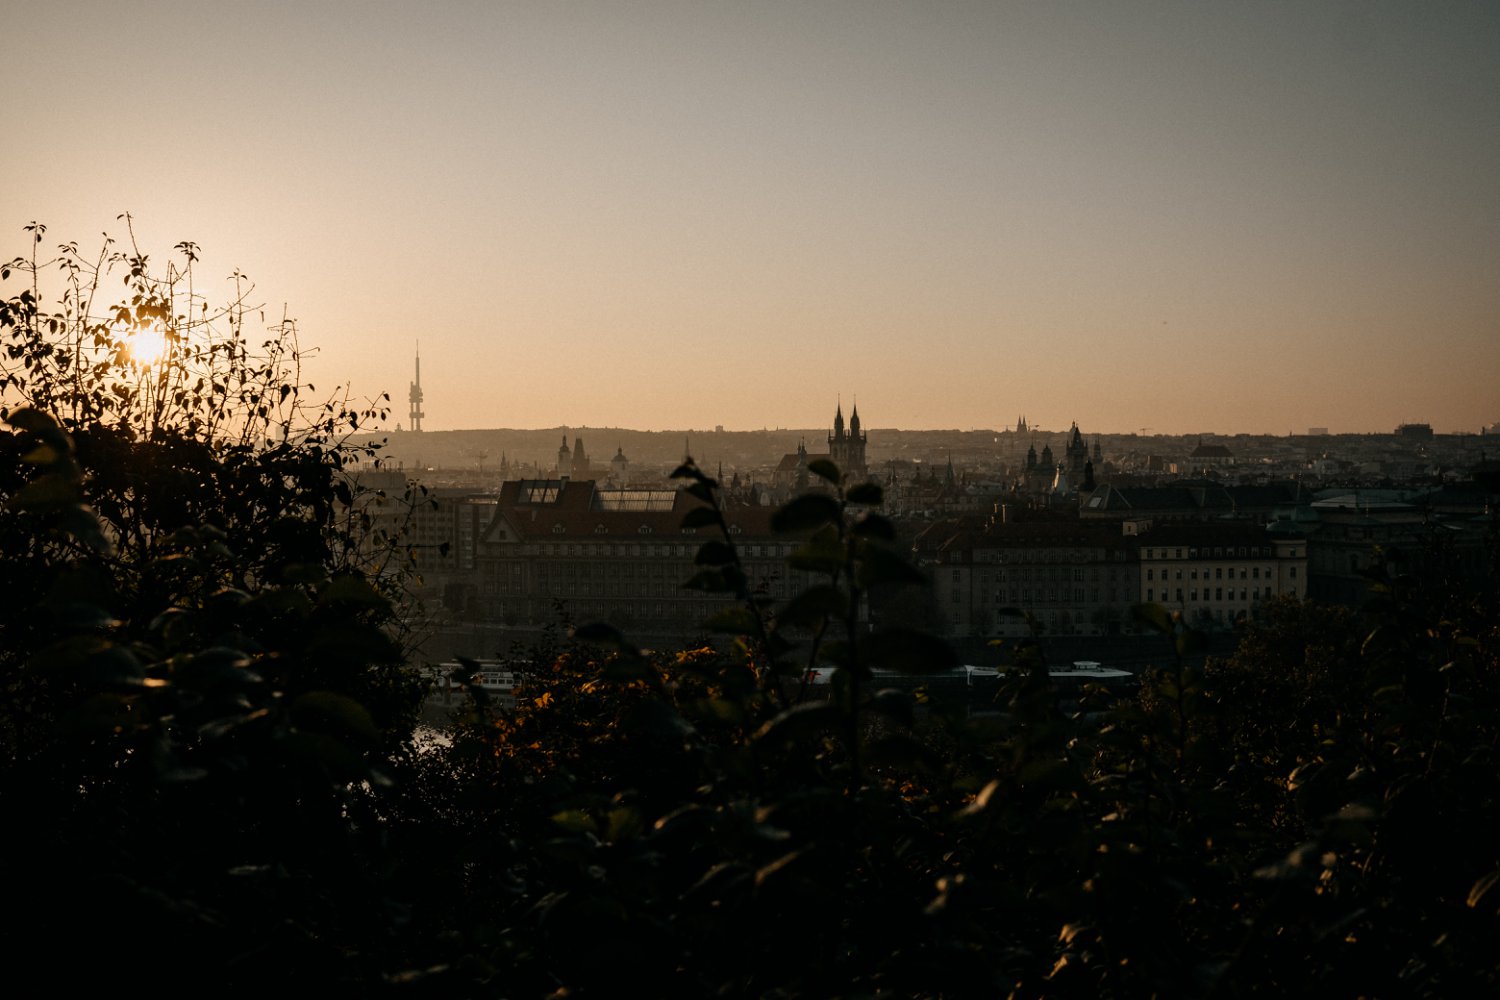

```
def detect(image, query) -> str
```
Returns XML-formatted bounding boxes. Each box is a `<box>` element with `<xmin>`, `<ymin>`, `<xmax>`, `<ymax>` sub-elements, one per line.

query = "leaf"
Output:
<box><xmin>866</xmin><ymin>733</ymin><xmax>941</xmax><ymax>771</ymax></box>
<box><xmin>623</xmin><ymin>698</ymin><xmax>696</xmax><ymax>741</ymax></box>
<box><xmin>9</xmin><ymin>475</ymin><xmax>77</xmax><ymax>511</ymax></box>
<box><xmin>681</xmin><ymin>568</ymin><xmax>741</xmax><ymax>593</ymax></box>
<box><xmin>291</xmin><ymin>691</ymin><xmax>380</xmax><ymax>745</ymax></box>
<box><xmin>864</xmin><ymin>627</ymin><xmax>957</xmax><ymax>674</ymax></box>
<box><xmin>850</xmin><ymin>512</ymin><xmax>896</xmax><ymax>542</ymax></box>
<box><xmin>20</xmin><ymin>444</ymin><xmax>60</xmax><ymax>465</ymax></box>
<box><xmin>694</xmin><ymin>540</ymin><xmax>736</xmax><ymax>566</ymax></box>
<box><xmin>1468</xmin><ymin>867</ymin><xmax>1500</xmax><ymax>911</ymax></box>
<box><xmin>703</xmin><ymin>606</ymin><xmax>761</xmax><ymax>634</ymax></box>
<box><xmin>58</xmin><ymin>504</ymin><xmax>113</xmax><ymax>553</ymax></box>
<box><xmin>5</xmin><ymin>407</ymin><xmax>61</xmax><ymax>433</ymax></box>
<box><xmin>777</xmin><ymin>584</ymin><xmax>846</xmax><ymax>627</ymax></box>
<box><xmin>550</xmin><ymin>809</ymin><xmax>599</xmax><ymax>835</ymax></box>
<box><xmin>572</xmin><ymin>622</ymin><xmax>628</xmax><ymax>646</ymax></box>
<box><xmin>866</xmin><ymin>687</ymin><xmax>913</xmax><ymax>727</ymax></box>
<box><xmin>787</xmin><ymin>525</ymin><xmax>845</xmax><ymax>574</ymax></box>
<box><xmin>1133</xmin><ymin>602</ymin><xmax>1174</xmax><ymax>634</ymax></box>
<box><xmin>752</xmin><ymin>702</ymin><xmax>841</xmax><ymax>750</ymax></box>
<box><xmin>857</xmin><ymin>543</ymin><xmax>925</xmax><ymax>588</ymax></box>
<box><xmin>680</xmin><ymin>506</ymin><xmax>719</xmax><ymax>529</ymax></box>
<box><xmin>682</xmin><ymin>481</ymin><xmax>715</xmax><ymax>504</ymax></box>
<box><xmin>1175</xmin><ymin>627</ymin><xmax>1206</xmax><ymax>657</ymax></box>
<box><xmin>846</xmin><ymin>482</ymin><xmax>883</xmax><ymax>505</ymax></box>
<box><xmin>278</xmin><ymin>562</ymin><xmax>328</xmax><ymax>585</ymax></box>
<box><xmin>955</xmin><ymin>779</ymin><xmax>1001</xmax><ymax>819</ymax></box>
<box><xmin>600</xmin><ymin>653</ymin><xmax>653</xmax><ymax>681</ymax></box>
<box><xmin>318</xmin><ymin>573</ymin><xmax>386</xmax><ymax>608</ymax></box>
<box><xmin>806</xmin><ymin>459</ymin><xmax>840</xmax><ymax>484</ymax></box>
<box><xmin>772</xmin><ymin>494</ymin><xmax>841</xmax><ymax>533</ymax></box>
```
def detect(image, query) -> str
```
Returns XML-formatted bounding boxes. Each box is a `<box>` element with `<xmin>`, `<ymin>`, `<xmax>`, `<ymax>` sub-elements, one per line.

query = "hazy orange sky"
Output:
<box><xmin>6</xmin><ymin>2</ymin><xmax>1497</xmax><ymax>435</ymax></box>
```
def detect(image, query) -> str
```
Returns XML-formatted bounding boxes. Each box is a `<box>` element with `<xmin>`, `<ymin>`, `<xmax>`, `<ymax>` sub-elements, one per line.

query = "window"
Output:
<box><xmin>1289</xmin><ymin>566</ymin><xmax>1297</xmax><ymax>578</ymax></box>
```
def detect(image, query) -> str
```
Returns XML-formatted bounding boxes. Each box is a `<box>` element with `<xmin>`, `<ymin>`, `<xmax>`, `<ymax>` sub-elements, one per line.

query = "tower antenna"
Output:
<box><xmin>409</xmin><ymin>343</ymin><xmax>425</xmax><ymax>432</ymax></box>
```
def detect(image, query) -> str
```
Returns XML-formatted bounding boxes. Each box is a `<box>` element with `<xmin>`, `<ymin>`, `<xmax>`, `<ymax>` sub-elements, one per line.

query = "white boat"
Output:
<box><xmin>963</xmin><ymin>661</ymin><xmax>1132</xmax><ymax>687</ymax></box>
<box><xmin>962</xmin><ymin>664</ymin><xmax>1001</xmax><ymax>686</ymax></box>
<box><xmin>1049</xmin><ymin>661</ymin><xmax>1132</xmax><ymax>681</ymax></box>
<box><xmin>425</xmin><ymin>659</ymin><xmax>523</xmax><ymax>709</ymax></box>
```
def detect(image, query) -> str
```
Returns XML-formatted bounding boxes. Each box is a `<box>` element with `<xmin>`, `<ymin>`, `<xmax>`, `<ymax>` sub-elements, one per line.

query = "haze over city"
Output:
<box><xmin>8</xmin><ymin>1</ymin><xmax>1498</xmax><ymax>435</ymax></box>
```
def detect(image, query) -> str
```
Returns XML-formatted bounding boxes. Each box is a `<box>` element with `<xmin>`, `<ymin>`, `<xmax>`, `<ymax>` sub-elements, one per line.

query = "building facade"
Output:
<box><xmin>410</xmin><ymin>479</ymin><xmax>816</xmax><ymax>633</ymax></box>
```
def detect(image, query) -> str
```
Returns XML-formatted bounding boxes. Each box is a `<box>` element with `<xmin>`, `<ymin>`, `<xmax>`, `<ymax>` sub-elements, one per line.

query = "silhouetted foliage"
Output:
<box><xmin>3</xmin><ymin>224</ymin><xmax>1499</xmax><ymax>994</ymax></box>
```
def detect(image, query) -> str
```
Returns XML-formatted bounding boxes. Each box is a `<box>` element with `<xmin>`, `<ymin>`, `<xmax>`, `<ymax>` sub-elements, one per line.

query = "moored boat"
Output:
<box><xmin>963</xmin><ymin>661</ymin><xmax>1133</xmax><ymax>687</ymax></box>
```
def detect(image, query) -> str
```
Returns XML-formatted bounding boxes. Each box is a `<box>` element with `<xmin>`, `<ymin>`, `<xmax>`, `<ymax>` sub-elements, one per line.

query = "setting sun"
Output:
<box><xmin>125</xmin><ymin>326</ymin><xmax>168</xmax><ymax>367</ymax></box>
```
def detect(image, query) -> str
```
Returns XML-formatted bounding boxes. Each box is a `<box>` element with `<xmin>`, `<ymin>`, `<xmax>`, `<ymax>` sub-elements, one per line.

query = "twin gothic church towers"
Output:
<box><xmin>828</xmin><ymin>400</ymin><xmax>868</xmax><ymax>481</ymax></box>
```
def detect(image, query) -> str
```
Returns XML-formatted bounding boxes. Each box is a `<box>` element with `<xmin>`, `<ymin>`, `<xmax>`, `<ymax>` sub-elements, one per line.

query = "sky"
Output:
<box><xmin>6</xmin><ymin>1</ymin><xmax>1498</xmax><ymax>435</ymax></box>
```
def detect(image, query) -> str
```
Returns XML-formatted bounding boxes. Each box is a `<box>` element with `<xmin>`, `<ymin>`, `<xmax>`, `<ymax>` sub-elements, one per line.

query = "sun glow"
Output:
<box><xmin>124</xmin><ymin>327</ymin><xmax>169</xmax><ymax>367</ymax></box>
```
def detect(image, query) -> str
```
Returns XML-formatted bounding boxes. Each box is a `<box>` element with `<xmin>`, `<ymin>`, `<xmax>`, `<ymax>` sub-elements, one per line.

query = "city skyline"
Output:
<box><xmin>7</xmin><ymin>2</ymin><xmax>1498</xmax><ymax>435</ymax></box>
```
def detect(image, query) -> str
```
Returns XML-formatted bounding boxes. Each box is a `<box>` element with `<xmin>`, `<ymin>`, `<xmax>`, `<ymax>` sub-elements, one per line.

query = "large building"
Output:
<box><xmin>1135</xmin><ymin>522</ymin><xmax>1306</xmax><ymax>629</ymax></box>
<box><xmin>405</xmin><ymin>478</ymin><xmax>815</xmax><ymax>633</ymax></box>
<box><xmin>920</xmin><ymin>517</ymin><xmax>1138</xmax><ymax>638</ymax></box>
<box><xmin>918</xmin><ymin>515</ymin><xmax>1309</xmax><ymax>638</ymax></box>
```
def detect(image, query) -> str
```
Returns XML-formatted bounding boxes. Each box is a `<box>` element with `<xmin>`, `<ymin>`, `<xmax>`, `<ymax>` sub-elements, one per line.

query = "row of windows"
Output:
<box><xmin>975</xmin><ymin>588</ymin><xmax>1120</xmax><ymax>605</ymax></box>
<box><xmin>974</xmin><ymin>548</ymin><xmax>1128</xmax><ymax>564</ymax></box>
<box><xmin>1145</xmin><ymin>586</ymin><xmax>1278</xmax><ymax>603</ymax></box>
<box><xmin>1143</xmin><ymin>546</ymin><xmax>1275</xmax><ymax>560</ymax></box>
<box><xmin>1146</xmin><ymin>566</ymin><xmax>1277</xmax><ymax>582</ymax></box>
<box><xmin>953</xmin><ymin>568</ymin><xmax>1124</xmax><ymax>583</ymax></box>
<box><xmin>513</xmin><ymin>542</ymin><xmax>790</xmax><ymax>558</ymax></box>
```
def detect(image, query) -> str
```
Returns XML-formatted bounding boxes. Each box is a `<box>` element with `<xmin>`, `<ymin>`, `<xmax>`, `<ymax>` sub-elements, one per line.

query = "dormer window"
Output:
<box><xmin>638</xmin><ymin>525</ymin><xmax>652</xmax><ymax>535</ymax></box>
<box><xmin>551</xmin><ymin>524</ymin><xmax>565</xmax><ymax>534</ymax></box>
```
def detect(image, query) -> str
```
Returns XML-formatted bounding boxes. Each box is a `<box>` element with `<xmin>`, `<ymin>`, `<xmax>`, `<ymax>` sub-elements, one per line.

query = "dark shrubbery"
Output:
<box><xmin>3</xmin><ymin>225</ymin><xmax>1498</xmax><ymax>994</ymax></box>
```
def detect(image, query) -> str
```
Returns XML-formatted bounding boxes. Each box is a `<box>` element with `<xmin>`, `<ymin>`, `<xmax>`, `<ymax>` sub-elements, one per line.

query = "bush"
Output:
<box><xmin>1</xmin><ymin>223</ymin><xmax>423</xmax><ymax>988</ymax></box>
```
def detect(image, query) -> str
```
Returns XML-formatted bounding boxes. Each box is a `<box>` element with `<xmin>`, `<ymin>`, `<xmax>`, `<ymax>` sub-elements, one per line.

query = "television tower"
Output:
<box><xmin>409</xmin><ymin>345</ymin><xmax>425</xmax><ymax>432</ymax></box>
